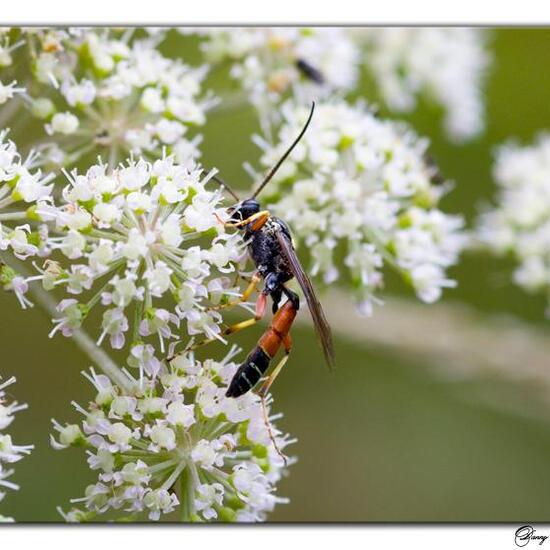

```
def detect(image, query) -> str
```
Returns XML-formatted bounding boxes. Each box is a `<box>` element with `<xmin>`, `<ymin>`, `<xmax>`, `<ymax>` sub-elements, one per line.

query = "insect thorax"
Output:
<box><xmin>246</xmin><ymin>218</ymin><xmax>293</xmax><ymax>281</ymax></box>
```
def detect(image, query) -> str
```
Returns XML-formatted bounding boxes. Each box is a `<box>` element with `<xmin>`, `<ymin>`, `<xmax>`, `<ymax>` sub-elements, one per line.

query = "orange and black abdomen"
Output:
<box><xmin>225</xmin><ymin>301</ymin><xmax>297</xmax><ymax>398</ymax></box>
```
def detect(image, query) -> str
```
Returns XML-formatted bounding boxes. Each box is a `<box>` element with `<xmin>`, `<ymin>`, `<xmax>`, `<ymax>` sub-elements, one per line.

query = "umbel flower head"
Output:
<box><xmin>23</xmin><ymin>28</ymin><xmax>214</xmax><ymax>168</ymax></box>
<box><xmin>477</xmin><ymin>134</ymin><xmax>550</xmax><ymax>310</ymax></box>
<box><xmin>0</xmin><ymin>375</ymin><xmax>34</xmax><ymax>522</ymax></box>
<box><xmin>356</xmin><ymin>27</ymin><xmax>490</xmax><ymax>142</ymax></box>
<box><xmin>189</xmin><ymin>27</ymin><xmax>359</xmax><ymax>115</ymax></box>
<box><xmin>52</xmin><ymin>348</ymin><xmax>291</xmax><ymax>522</ymax></box>
<box><xmin>21</xmin><ymin>153</ymin><xmax>245</xmax><ymax>360</ymax></box>
<box><xmin>254</xmin><ymin>100</ymin><xmax>466</xmax><ymax>315</ymax></box>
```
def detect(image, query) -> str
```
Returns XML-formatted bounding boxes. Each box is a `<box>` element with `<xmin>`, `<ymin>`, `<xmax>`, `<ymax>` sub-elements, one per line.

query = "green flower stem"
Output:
<box><xmin>179</xmin><ymin>467</ymin><xmax>191</xmax><ymax>522</ymax></box>
<box><xmin>0</xmin><ymin>212</ymin><xmax>29</xmax><ymax>221</ymax></box>
<box><xmin>160</xmin><ymin>460</ymin><xmax>186</xmax><ymax>492</ymax></box>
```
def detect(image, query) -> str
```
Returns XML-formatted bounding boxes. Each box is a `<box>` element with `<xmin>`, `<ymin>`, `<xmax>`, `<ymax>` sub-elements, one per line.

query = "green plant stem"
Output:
<box><xmin>1</xmin><ymin>253</ymin><xmax>132</xmax><ymax>391</ymax></box>
<box><xmin>0</xmin><ymin>212</ymin><xmax>28</xmax><ymax>221</ymax></box>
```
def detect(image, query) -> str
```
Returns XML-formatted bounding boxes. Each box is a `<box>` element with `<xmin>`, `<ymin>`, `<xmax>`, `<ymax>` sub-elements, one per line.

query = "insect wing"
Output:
<box><xmin>275</xmin><ymin>227</ymin><xmax>336</xmax><ymax>370</ymax></box>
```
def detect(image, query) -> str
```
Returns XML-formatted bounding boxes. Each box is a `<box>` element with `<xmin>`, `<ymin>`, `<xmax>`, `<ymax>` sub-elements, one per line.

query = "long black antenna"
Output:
<box><xmin>209</xmin><ymin>172</ymin><xmax>240</xmax><ymax>201</ymax></box>
<box><xmin>251</xmin><ymin>101</ymin><xmax>315</xmax><ymax>200</ymax></box>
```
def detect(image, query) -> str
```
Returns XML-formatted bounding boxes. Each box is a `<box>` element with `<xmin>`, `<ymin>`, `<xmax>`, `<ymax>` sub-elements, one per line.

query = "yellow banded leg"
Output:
<box><xmin>257</xmin><ymin>354</ymin><xmax>290</xmax><ymax>399</ymax></box>
<box><xmin>257</xmin><ymin>334</ymin><xmax>292</xmax><ymax>398</ymax></box>
<box><xmin>210</xmin><ymin>272</ymin><xmax>261</xmax><ymax>312</ymax></box>
<box><xmin>185</xmin><ymin>316</ymin><xmax>261</xmax><ymax>352</ymax></box>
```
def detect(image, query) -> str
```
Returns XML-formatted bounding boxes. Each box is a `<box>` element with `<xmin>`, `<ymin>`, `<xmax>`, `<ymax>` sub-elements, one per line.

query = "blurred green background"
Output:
<box><xmin>5</xmin><ymin>28</ymin><xmax>550</xmax><ymax>522</ymax></box>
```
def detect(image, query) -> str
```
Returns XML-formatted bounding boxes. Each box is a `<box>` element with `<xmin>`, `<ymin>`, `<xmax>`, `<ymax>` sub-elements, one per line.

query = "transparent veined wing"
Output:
<box><xmin>275</xmin><ymin>226</ymin><xmax>336</xmax><ymax>371</ymax></box>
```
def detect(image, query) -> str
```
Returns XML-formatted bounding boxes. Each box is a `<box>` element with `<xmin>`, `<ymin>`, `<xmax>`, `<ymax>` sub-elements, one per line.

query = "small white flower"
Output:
<box><xmin>138</xmin><ymin>397</ymin><xmax>168</xmax><ymax>417</ymax></box>
<box><xmin>49</xmin><ymin>299</ymin><xmax>86</xmax><ymax>337</ymax></box>
<box><xmin>109</xmin><ymin>396</ymin><xmax>139</xmax><ymax>420</ymax></box>
<box><xmin>152</xmin><ymin>119</ymin><xmax>185</xmax><ymax>145</ymax></box>
<box><xmin>190</xmin><ymin>439</ymin><xmax>222</xmax><ymax>470</ymax></box>
<box><xmin>50</xmin><ymin>421</ymin><xmax>85</xmax><ymax>450</ymax></box>
<box><xmin>61</xmin><ymin>79</ymin><xmax>97</xmax><ymax>107</ymax></box>
<box><xmin>143</xmin><ymin>488</ymin><xmax>178</xmax><ymax>521</ymax></box>
<box><xmin>409</xmin><ymin>264</ymin><xmax>456</xmax><ymax>304</ymax></box>
<box><xmin>144</xmin><ymin>262</ymin><xmax>172</xmax><ymax>297</ymax></box>
<box><xmin>107</xmin><ymin>422</ymin><xmax>134</xmax><ymax>450</ymax></box>
<box><xmin>148</xmin><ymin>424</ymin><xmax>176</xmax><ymax>451</ymax></box>
<box><xmin>87</xmin><ymin>448</ymin><xmax>115</xmax><ymax>473</ymax></box>
<box><xmin>93</xmin><ymin>202</ymin><xmax>121</xmax><ymax>226</ymax></box>
<box><xmin>49</xmin><ymin>112</ymin><xmax>79</xmax><ymax>135</ymax></box>
<box><xmin>128</xmin><ymin>344</ymin><xmax>162</xmax><ymax>379</ymax></box>
<box><xmin>98</xmin><ymin>309</ymin><xmax>129</xmax><ymax>349</ymax></box>
<box><xmin>60</xmin><ymin>230</ymin><xmax>86</xmax><ymax>259</ymax></box>
<box><xmin>166</xmin><ymin>402</ymin><xmax>195</xmax><ymax>428</ymax></box>
<box><xmin>195</xmin><ymin>483</ymin><xmax>224</xmax><ymax>520</ymax></box>
<box><xmin>141</xmin><ymin>87</ymin><xmax>164</xmax><ymax>113</ymax></box>
<box><xmin>0</xmin><ymin>80</ymin><xmax>25</xmax><ymax>105</ymax></box>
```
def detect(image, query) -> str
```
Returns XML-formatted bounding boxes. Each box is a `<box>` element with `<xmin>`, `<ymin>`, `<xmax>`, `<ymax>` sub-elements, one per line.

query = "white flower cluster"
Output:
<box><xmin>358</xmin><ymin>28</ymin><xmax>490</xmax><ymax>142</ymax></box>
<box><xmin>190</xmin><ymin>28</ymin><xmax>359</xmax><ymax>116</ymax></box>
<box><xmin>256</xmin><ymin>101</ymin><xmax>466</xmax><ymax>314</ymax></box>
<box><xmin>478</xmin><ymin>134</ymin><xmax>550</xmax><ymax>306</ymax></box>
<box><xmin>18</xmin><ymin>154</ymin><xmax>245</xmax><ymax>360</ymax></box>
<box><xmin>0</xmin><ymin>29</ymin><xmax>25</xmax><ymax>106</ymax></box>
<box><xmin>0</xmin><ymin>376</ymin><xmax>34</xmax><ymax>522</ymax></box>
<box><xmin>0</xmin><ymin>131</ymin><xmax>54</xmax><ymax>307</ymax></box>
<box><xmin>53</xmin><ymin>348</ymin><xmax>291</xmax><ymax>522</ymax></box>
<box><xmin>25</xmin><ymin>28</ymin><xmax>213</xmax><ymax>167</ymax></box>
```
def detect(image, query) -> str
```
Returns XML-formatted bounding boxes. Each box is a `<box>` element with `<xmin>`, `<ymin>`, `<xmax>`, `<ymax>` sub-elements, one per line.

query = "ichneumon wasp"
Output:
<box><xmin>208</xmin><ymin>102</ymin><xmax>335</xmax><ymax>461</ymax></box>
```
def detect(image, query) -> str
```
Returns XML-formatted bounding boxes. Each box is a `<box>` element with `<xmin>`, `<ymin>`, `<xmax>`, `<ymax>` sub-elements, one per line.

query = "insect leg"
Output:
<box><xmin>258</xmin><ymin>333</ymin><xmax>292</xmax><ymax>466</ymax></box>
<box><xmin>257</xmin><ymin>334</ymin><xmax>292</xmax><ymax>398</ymax></box>
<box><xmin>185</xmin><ymin>289</ymin><xmax>268</xmax><ymax>352</ymax></box>
<box><xmin>209</xmin><ymin>272</ymin><xmax>261</xmax><ymax>312</ymax></box>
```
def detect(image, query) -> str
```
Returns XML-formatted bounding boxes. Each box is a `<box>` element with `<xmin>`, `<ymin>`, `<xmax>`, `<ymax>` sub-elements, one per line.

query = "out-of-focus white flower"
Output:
<box><xmin>478</xmin><ymin>134</ymin><xmax>550</xmax><ymax>306</ymax></box>
<box><xmin>356</xmin><ymin>28</ymin><xmax>491</xmax><ymax>142</ymax></box>
<box><xmin>0</xmin><ymin>30</ymin><xmax>25</xmax><ymax>69</ymax></box>
<box><xmin>0</xmin><ymin>376</ymin><xmax>34</xmax><ymax>519</ymax></box>
<box><xmin>24</xmin><ymin>29</ymin><xmax>215</xmax><ymax>168</ymax></box>
<box><xmin>0</xmin><ymin>30</ymin><xmax>25</xmax><ymax>108</ymax></box>
<box><xmin>24</xmin><ymin>153</ymin><xmax>245</xmax><ymax>356</ymax></box>
<box><xmin>255</xmin><ymin>101</ymin><xmax>466</xmax><ymax>313</ymax></box>
<box><xmin>0</xmin><ymin>80</ymin><xmax>25</xmax><ymax>105</ymax></box>
<box><xmin>53</xmin><ymin>348</ymin><xmax>292</xmax><ymax>522</ymax></box>
<box><xmin>47</xmin><ymin>112</ymin><xmax>79</xmax><ymax>135</ymax></box>
<box><xmin>188</xmin><ymin>28</ymin><xmax>359</xmax><ymax>121</ymax></box>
